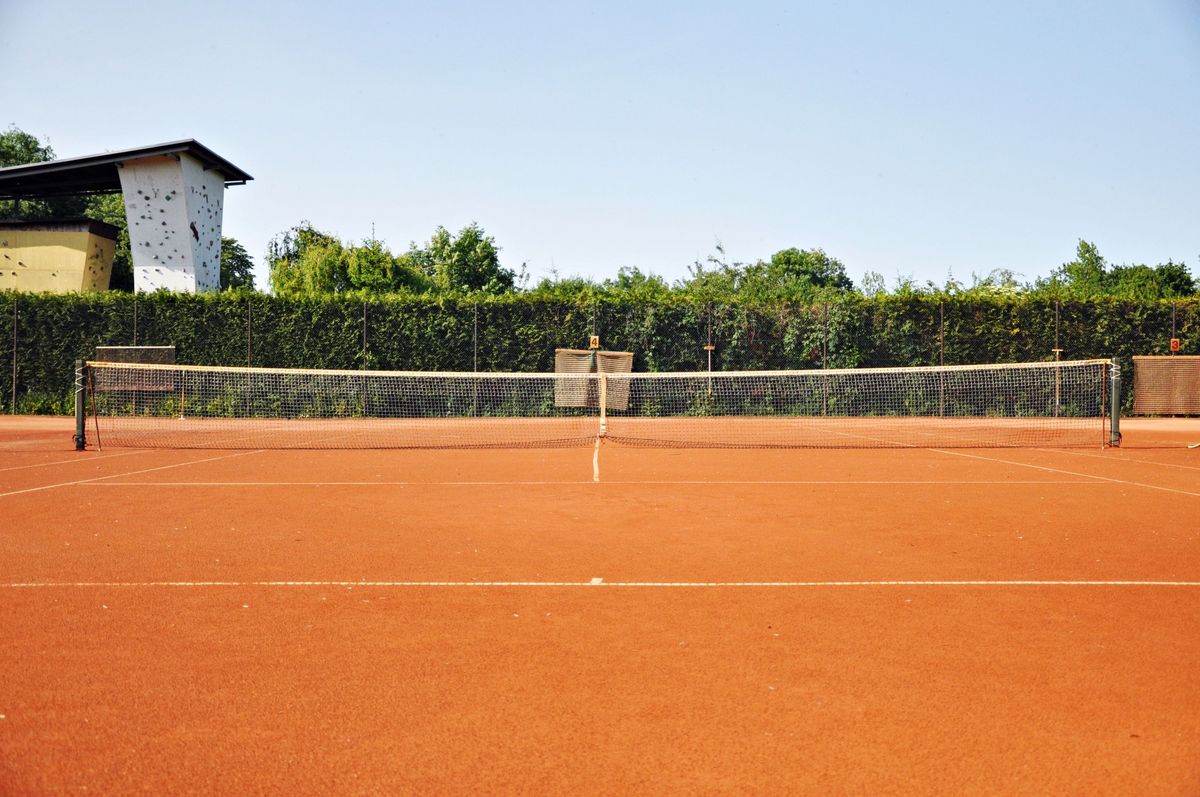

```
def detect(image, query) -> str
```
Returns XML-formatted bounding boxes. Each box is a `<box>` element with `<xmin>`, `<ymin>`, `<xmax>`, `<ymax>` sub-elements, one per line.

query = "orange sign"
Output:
<box><xmin>1170</xmin><ymin>338</ymin><xmax>1182</xmax><ymax>352</ymax></box>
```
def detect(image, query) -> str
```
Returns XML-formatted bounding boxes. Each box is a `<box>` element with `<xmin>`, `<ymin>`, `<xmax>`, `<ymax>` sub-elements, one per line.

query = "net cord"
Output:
<box><xmin>85</xmin><ymin>359</ymin><xmax>1114</xmax><ymax>380</ymax></box>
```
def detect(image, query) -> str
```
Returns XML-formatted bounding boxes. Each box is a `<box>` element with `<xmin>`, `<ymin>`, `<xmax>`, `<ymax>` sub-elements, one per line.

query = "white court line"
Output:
<box><xmin>0</xmin><ymin>450</ymin><xmax>265</xmax><ymax>499</ymax></box>
<box><xmin>0</xmin><ymin>450</ymin><xmax>148</xmax><ymax>473</ymax></box>
<box><xmin>2</xmin><ymin>579</ymin><xmax>1198</xmax><ymax>588</ymax></box>
<box><xmin>76</xmin><ymin>479</ymin><xmax>1105</xmax><ymax>487</ymax></box>
<box><xmin>929</xmin><ymin>449</ymin><xmax>1200</xmax><ymax>498</ymax></box>
<box><xmin>1040</xmin><ymin>448</ymin><xmax>1200</xmax><ymax>473</ymax></box>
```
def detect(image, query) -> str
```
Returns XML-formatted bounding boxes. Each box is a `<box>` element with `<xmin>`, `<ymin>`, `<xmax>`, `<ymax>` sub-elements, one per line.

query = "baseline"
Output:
<box><xmin>4</xmin><ymin>579</ymin><xmax>1199</xmax><ymax>589</ymax></box>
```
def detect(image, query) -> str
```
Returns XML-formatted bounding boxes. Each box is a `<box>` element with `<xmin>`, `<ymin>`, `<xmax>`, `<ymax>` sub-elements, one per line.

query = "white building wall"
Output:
<box><xmin>119</xmin><ymin>153</ymin><xmax>226</xmax><ymax>293</ymax></box>
<box><xmin>179</xmin><ymin>155</ymin><xmax>225</xmax><ymax>293</ymax></box>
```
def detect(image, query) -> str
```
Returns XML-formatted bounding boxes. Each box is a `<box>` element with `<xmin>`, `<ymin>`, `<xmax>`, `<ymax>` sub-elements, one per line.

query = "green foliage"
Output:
<box><xmin>84</xmin><ymin>193</ymin><xmax>132</xmax><ymax>290</ymax></box>
<box><xmin>0</xmin><ymin>125</ymin><xmax>53</xmax><ymax>167</ymax></box>
<box><xmin>0</xmin><ymin>125</ymin><xmax>89</xmax><ymax>220</ymax></box>
<box><xmin>220</xmin><ymin>237</ymin><xmax>256</xmax><ymax>291</ymax></box>
<box><xmin>421</xmin><ymin>222</ymin><xmax>517</xmax><ymax>293</ymax></box>
<box><xmin>3</xmin><ymin>291</ymin><xmax>1196</xmax><ymax>415</ymax></box>
<box><xmin>1033</xmin><ymin>240</ymin><xmax>1197</xmax><ymax>299</ymax></box>
<box><xmin>675</xmin><ymin>245</ymin><xmax>855</xmax><ymax>303</ymax></box>
<box><xmin>267</xmin><ymin>222</ymin><xmax>347</xmax><ymax>295</ymax></box>
<box><xmin>347</xmin><ymin>236</ymin><xmax>430</xmax><ymax>293</ymax></box>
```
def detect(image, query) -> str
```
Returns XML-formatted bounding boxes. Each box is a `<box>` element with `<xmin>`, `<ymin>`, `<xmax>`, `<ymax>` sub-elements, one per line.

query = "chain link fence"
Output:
<box><xmin>2</xmin><ymin>293</ymin><xmax>1197</xmax><ymax>414</ymax></box>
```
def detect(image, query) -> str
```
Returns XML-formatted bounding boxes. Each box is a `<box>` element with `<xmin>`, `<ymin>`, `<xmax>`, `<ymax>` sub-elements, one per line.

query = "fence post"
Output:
<box><xmin>10</xmin><ymin>297</ymin><xmax>16</xmax><ymax>414</ymax></box>
<box><xmin>1109</xmin><ymin>361</ymin><xmax>1122</xmax><ymax>447</ymax></box>
<box><xmin>246</xmin><ymin>299</ymin><xmax>253</xmax><ymax>367</ymax></box>
<box><xmin>74</xmin><ymin>360</ymin><xmax>87</xmax><ymax>450</ymax></box>
<box><xmin>937</xmin><ymin>301</ymin><xmax>945</xmax><ymax>416</ymax></box>
<box><xmin>938</xmin><ymin>301</ymin><xmax>944</xmax><ymax>366</ymax></box>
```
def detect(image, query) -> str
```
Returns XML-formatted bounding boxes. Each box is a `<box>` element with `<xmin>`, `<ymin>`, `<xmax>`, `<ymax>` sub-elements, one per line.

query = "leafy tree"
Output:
<box><xmin>268</xmin><ymin>222</ymin><xmax>348</xmax><ymax>295</ymax></box>
<box><xmin>678</xmin><ymin>245</ymin><xmax>854</xmax><ymax>301</ymax></box>
<box><xmin>763</xmin><ymin>248</ymin><xmax>854</xmax><ymax>293</ymax></box>
<box><xmin>420</xmin><ymin>223</ymin><xmax>516</xmax><ymax>293</ymax></box>
<box><xmin>1036</xmin><ymin>239</ymin><xmax>1106</xmax><ymax>297</ymax></box>
<box><xmin>859</xmin><ymin>271</ymin><xmax>887</xmax><ymax>297</ymax></box>
<box><xmin>0</xmin><ymin>125</ymin><xmax>88</xmax><ymax>219</ymax></box>
<box><xmin>84</xmin><ymin>193</ymin><xmax>133</xmax><ymax>290</ymax></box>
<box><xmin>0</xmin><ymin>125</ymin><xmax>53</xmax><ymax>166</ymax></box>
<box><xmin>602</xmin><ymin>266</ymin><xmax>672</xmax><ymax>299</ymax></box>
<box><xmin>220</xmin><ymin>237</ymin><xmax>255</xmax><ymax>291</ymax></box>
<box><xmin>1033</xmin><ymin>240</ymin><xmax>1197</xmax><ymax>299</ymax></box>
<box><xmin>1153</xmin><ymin>260</ymin><xmax>1197</xmax><ymax>297</ymax></box>
<box><xmin>346</xmin><ymin>236</ymin><xmax>429</xmax><ymax>293</ymax></box>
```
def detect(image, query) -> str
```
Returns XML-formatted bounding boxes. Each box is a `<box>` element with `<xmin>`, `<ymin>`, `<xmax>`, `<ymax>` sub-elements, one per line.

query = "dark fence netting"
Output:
<box><xmin>1</xmin><ymin>292</ymin><xmax>1196</xmax><ymax>414</ymax></box>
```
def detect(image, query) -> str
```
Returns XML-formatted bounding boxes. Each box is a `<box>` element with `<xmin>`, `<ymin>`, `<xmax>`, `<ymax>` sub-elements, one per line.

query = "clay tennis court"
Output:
<box><xmin>2</xmin><ymin>416</ymin><xmax>1198</xmax><ymax>794</ymax></box>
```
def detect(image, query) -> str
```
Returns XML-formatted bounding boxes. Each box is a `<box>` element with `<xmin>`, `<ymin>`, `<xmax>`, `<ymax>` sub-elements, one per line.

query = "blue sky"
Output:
<box><xmin>2</xmin><ymin>0</ymin><xmax>1198</xmax><ymax>290</ymax></box>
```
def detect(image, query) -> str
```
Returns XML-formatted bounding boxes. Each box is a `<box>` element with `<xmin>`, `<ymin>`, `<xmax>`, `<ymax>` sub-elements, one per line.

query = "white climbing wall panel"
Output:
<box><xmin>120</xmin><ymin>154</ymin><xmax>226</xmax><ymax>293</ymax></box>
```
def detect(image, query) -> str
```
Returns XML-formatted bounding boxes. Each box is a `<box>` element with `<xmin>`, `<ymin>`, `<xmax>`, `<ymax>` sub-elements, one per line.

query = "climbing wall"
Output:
<box><xmin>120</xmin><ymin>153</ymin><xmax>225</xmax><ymax>293</ymax></box>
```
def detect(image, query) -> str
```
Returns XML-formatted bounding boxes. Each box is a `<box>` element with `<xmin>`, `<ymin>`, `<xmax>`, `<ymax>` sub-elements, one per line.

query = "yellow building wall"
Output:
<box><xmin>0</xmin><ymin>226</ymin><xmax>115</xmax><ymax>292</ymax></box>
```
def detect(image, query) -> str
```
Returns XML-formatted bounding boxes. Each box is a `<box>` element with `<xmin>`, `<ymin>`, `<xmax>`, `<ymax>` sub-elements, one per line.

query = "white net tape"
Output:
<box><xmin>86</xmin><ymin>359</ymin><xmax>1111</xmax><ymax>449</ymax></box>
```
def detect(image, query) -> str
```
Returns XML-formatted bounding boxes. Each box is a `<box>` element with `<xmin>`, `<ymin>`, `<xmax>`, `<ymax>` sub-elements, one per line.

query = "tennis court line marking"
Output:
<box><xmin>0</xmin><ymin>449</ymin><xmax>147</xmax><ymax>473</ymax></box>
<box><xmin>928</xmin><ymin>449</ymin><xmax>1200</xmax><ymax>498</ymax></box>
<box><xmin>0</xmin><ymin>450</ymin><xmax>265</xmax><ymax>499</ymax></box>
<box><xmin>74</xmin><ymin>479</ymin><xmax>1106</xmax><ymax>487</ymax></box>
<box><xmin>3</xmin><ymin>580</ymin><xmax>1198</xmax><ymax>589</ymax></box>
<box><xmin>1040</xmin><ymin>448</ymin><xmax>1200</xmax><ymax>473</ymax></box>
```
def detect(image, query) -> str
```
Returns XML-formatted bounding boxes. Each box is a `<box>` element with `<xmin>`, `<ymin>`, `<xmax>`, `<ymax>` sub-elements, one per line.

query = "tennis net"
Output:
<box><xmin>78</xmin><ymin>359</ymin><xmax>1116</xmax><ymax>449</ymax></box>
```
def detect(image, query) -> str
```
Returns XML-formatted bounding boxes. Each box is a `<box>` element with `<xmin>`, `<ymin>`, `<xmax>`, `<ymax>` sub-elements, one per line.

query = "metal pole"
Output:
<box><xmin>1052</xmin><ymin>347</ymin><xmax>1063</xmax><ymax>416</ymax></box>
<box><xmin>246</xmin><ymin>300</ymin><xmax>252</xmax><ymax>367</ymax></box>
<box><xmin>10</xmin><ymin>297</ymin><xmax>16</xmax><ymax>414</ymax></box>
<box><xmin>361</xmin><ymin>301</ymin><xmax>369</xmax><ymax>414</ymax></box>
<box><xmin>1054</xmin><ymin>300</ymin><xmax>1060</xmax><ymax>353</ymax></box>
<box><xmin>822</xmin><ymin>303</ymin><xmax>830</xmax><ymax>416</ymax></box>
<box><xmin>133</xmin><ymin>295</ymin><xmax>138</xmax><ymax>346</ymax></box>
<box><xmin>822</xmin><ymin>302</ymin><xmax>829</xmax><ymax>369</ymax></box>
<box><xmin>1109</xmin><ymin>361</ymin><xmax>1121</xmax><ymax>447</ymax></box>
<box><xmin>472</xmin><ymin>303</ymin><xmax>479</xmax><ymax>415</ymax></box>
<box><xmin>1172</xmin><ymin>302</ymin><xmax>1177</xmax><ymax>353</ymax></box>
<box><xmin>936</xmin><ymin>300</ymin><xmax>945</xmax><ymax>417</ymax></box>
<box><xmin>74</xmin><ymin>360</ymin><xmax>86</xmax><ymax>450</ymax></box>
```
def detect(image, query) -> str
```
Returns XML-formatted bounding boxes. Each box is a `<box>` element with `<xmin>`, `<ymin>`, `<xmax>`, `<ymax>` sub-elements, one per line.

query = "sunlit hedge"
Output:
<box><xmin>1</xmin><ymin>291</ymin><xmax>1195</xmax><ymax>414</ymax></box>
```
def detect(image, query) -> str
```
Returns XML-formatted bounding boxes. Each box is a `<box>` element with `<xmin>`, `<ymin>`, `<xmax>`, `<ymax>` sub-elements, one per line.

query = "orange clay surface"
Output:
<box><xmin>1</xmin><ymin>416</ymin><xmax>1198</xmax><ymax>795</ymax></box>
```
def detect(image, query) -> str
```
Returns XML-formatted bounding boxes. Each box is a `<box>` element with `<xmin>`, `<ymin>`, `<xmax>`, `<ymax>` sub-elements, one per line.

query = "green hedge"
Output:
<box><xmin>1</xmin><ymin>291</ymin><xmax>1196</xmax><ymax>414</ymax></box>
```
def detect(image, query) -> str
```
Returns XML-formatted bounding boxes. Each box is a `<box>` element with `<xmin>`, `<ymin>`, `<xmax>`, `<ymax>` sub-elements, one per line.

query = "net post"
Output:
<box><xmin>73</xmin><ymin>360</ymin><xmax>87</xmax><ymax>450</ymax></box>
<box><xmin>598</xmin><ymin>374</ymin><xmax>608</xmax><ymax>437</ymax></box>
<box><xmin>1109</xmin><ymin>360</ymin><xmax>1121</xmax><ymax>447</ymax></box>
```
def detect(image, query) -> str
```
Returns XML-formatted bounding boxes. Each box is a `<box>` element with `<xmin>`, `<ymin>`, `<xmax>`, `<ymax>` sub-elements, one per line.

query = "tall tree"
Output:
<box><xmin>84</xmin><ymin>193</ymin><xmax>133</xmax><ymax>291</ymax></box>
<box><xmin>1057</xmin><ymin>239</ymin><xmax>1107</xmax><ymax>297</ymax></box>
<box><xmin>762</xmin><ymin>248</ymin><xmax>855</xmax><ymax>293</ymax></box>
<box><xmin>267</xmin><ymin>222</ymin><xmax>348</xmax><ymax>295</ymax></box>
<box><xmin>421</xmin><ymin>223</ymin><xmax>515</xmax><ymax>293</ymax></box>
<box><xmin>0</xmin><ymin>125</ymin><xmax>88</xmax><ymax>219</ymax></box>
<box><xmin>220</xmin><ymin>237</ymin><xmax>256</xmax><ymax>290</ymax></box>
